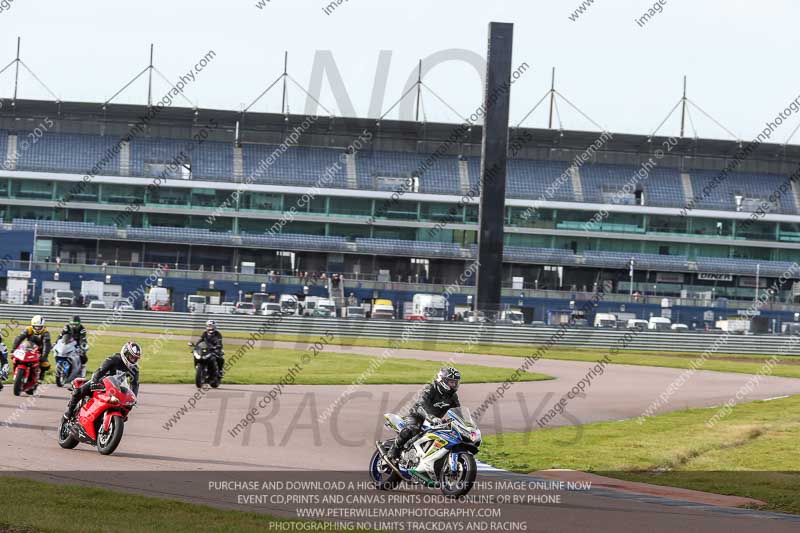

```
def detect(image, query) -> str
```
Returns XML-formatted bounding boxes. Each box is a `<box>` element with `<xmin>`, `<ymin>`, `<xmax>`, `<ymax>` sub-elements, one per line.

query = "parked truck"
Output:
<box><xmin>146</xmin><ymin>287</ymin><xmax>172</xmax><ymax>312</ymax></box>
<box><xmin>187</xmin><ymin>295</ymin><xmax>207</xmax><ymax>314</ymax></box>
<box><xmin>42</xmin><ymin>281</ymin><xmax>72</xmax><ymax>306</ymax></box>
<box><xmin>408</xmin><ymin>294</ymin><xmax>447</xmax><ymax>321</ymax></box>
<box><xmin>81</xmin><ymin>281</ymin><xmax>105</xmax><ymax>306</ymax></box>
<box><xmin>370</xmin><ymin>298</ymin><xmax>395</xmax><ymax>320</ymax></box>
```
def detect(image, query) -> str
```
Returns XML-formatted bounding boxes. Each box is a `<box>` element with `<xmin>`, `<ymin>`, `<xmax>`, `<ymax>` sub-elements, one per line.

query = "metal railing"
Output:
<box><xmin>0</xmin><ymin>304</ymin><xmax>797</xmax><ymax>356</ymax></box>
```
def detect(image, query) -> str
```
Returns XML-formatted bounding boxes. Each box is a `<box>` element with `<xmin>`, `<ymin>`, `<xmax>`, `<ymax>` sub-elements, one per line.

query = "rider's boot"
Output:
<box><xmin>387</xmin><ymin>443</ymin><xmax>401</xmax><ymax>463</ymax></box>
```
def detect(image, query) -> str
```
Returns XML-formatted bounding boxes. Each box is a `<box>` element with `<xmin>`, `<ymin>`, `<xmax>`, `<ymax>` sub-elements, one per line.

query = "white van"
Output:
<box><xmin>626</xmin><ymin>319</ymin><xmax>649</xmax><ymax>331</ymax></box>
<box><xmin>594</xmin><ymin>313</ymin><xmax>617</xmax><ymax>328</ymax></box>
<box><xmin>648</xmin><ymin>317</ymin><xmax>672</xmax><ymax>331</ymax></box>
<box><xmin>671</xmin><ymin>323</ymin><xmax>689</xmax><ymax>332</ymax></box>
<box><xmin>260</xmin><ymin>302</ymin><xmax>283</xmax><ymax>316</ymax></box>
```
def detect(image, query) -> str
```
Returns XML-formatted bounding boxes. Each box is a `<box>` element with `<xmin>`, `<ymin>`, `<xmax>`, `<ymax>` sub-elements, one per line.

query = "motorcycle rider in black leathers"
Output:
<box><xmin>12</xmin><ymin>315</ymin><xmax>52</xmax><ymax>382</ymax></box>
<box><xmin>198</xmin><ymin>320</ymin><xmax>224</xmax><ymax>378</ymax></box>
<box><xmin>56</xmin><ymin>315</ymin><xmax>89</xmax><ymax>377</ymax></box>
<box><xmin>387</xmin><ymin>367</ymin><xmax>461</xmax><ymax>462</ymax></box>
<box><xmin>0</xmin><ymin>331</ymin><xmax>8</xmax><ymax>390</ymax></box>
<box><xmin>63</xmin><ymin>341</ymin><xmax>141</xmax><ymax>420</ymax></box>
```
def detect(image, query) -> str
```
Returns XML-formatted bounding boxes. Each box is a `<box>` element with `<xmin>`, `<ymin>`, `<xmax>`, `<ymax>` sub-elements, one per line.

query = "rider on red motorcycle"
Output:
<box><xmin>12</xmin><ymin>316</ymin><xmax>52</xmax><ymax>381</ymax></box>
<box><xmin>63</xmin><ymin>341</ymin><xmax>141</xmax><ymax>420</ymax></box>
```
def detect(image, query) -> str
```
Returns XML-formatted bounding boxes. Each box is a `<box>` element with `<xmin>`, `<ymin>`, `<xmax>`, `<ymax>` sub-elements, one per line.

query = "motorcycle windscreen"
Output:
<box><xmin>447</xmin><ymin>408</ymin><xmax>476</xmax><ymax>429</ymax></box>
<box><xmin>106</xmin><ymin>372</ymin><xmax>131</xmax><ymax>394</ymax></box>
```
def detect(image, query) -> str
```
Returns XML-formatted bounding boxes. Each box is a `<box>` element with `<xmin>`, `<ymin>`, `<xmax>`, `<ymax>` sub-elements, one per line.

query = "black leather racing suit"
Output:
<box><xmin>199</xmin><ymin>329</ymin><xmax>224</xmax><ymax>375</ymax></box>
<box><xmin>391</xmin><ymin>382</ymin><xmax>460</xmax><ymax>455</ymax></box>
<box><xmin>57</xmin><ymin>324</ymin><xmax>89</xmax><ymax>364</ymax></box>
<box><xmin>66</xmin><ymin>354</ymin><xmax>139</xmax><ymax>417</ymax></box>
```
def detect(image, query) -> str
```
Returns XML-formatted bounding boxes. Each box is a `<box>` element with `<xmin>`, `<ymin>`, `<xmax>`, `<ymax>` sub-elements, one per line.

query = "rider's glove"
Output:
<box><xmin>0</xmin><ymin>364</ymin><xmax>8</xmax><ymax>381</ymax></box>
<box><xmin>430</xmin><ymin>417</ymin><xmax>443</xmax><ymax>426</ymax></box>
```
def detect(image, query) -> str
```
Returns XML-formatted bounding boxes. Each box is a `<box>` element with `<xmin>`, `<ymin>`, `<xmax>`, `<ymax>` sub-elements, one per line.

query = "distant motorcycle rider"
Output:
<box><xmin>0</xmin><ymin>331</ymin><xmax>9</xmax><ymax>389</ymax></box>
<box><xmin>387</xmin><ymin>367</ymin><xmax>461</xmax><ymax>462</ymax></box>
<box><xmin>63</xmin><ymin>341</ymin><xmax>141</xmax><ymax>420</ymax></box>
<box><xmin>198</xmin><ymin>320</ymin><xmax>224</xmax><ymax>377</ymax></box>
<box><xmin>56</xmin><ymin>315</ymin><xmax>89</xmax><ymax>377</ymax></box>
<box><xmin>12</xmin><ymin>316</ymin><xmax>52</xmax><ymax>381</ymax></box>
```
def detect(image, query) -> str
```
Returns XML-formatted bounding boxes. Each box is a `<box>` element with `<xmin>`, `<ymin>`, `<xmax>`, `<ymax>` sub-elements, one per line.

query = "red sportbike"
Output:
<box><xmin>11</xmin><ymin>344</ymin><xmax>41</xmax><ymax>396</ymax></box>
<box><xmin>58</xmin><ymin>373</ymin><xmax>137</xmax><ymax>455</ymax></box>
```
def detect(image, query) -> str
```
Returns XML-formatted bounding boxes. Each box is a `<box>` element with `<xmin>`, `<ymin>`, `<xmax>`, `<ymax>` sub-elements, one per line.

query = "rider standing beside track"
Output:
<box><xmin>63</xmin><ymin>341</ymin><xmax>141</xmax><ymax>420</ymax></box>
<box><xmin>12</xmin><ymin>316</ymin><xmax>53</xmax><ymax>382</ymax></box>
<box><xmin>387</xmin><ymin>367</ymin><xmax>461</xmax><ymax>462</ymax></box>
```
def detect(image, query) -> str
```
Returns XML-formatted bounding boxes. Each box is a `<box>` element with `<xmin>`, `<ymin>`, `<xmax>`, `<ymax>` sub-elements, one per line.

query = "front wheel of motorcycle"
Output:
<box><xmin>195</xmin><ymin>364</ymin><xmax>204</xmax><ymax>389</ymax></box>
<box><xmin>55</xmin><ymin>367</ymin><xmax>64</xmax><ymax>388</ymax></box>
<box><xmin>438</xmin><ymin>453</ymin><xmax>477</xmax><ymax>498</ymax></box>
<box><xmin>13</xmin><ymin>368</ymin><xmax>25</xmax><ymax>396</ymax></box>
<box><xmin>369</xmin><ymin>445</ymin><xmax>402</xmax><ymax>491</ymax></box>
<box><xmin>97</xmin><ymin>416</ymin><xmax>125</xmax><ymax>455</ymax></box>
<box><xmin>57</xmin><ymin>417</ymin><xmax>79</xmax><ymax>449</ymax></box>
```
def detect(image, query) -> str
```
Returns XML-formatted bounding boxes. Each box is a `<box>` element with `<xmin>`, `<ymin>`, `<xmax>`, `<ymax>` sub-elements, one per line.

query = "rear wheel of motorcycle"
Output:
<box><xmin>57</xmin><ymin>417</ymin><xmax>79</xmax><ymax>449</ymax></box>
<box><xmin>97</xmin><ymin>417</ymin><xmax>125</xmax><ymax>455</ymax></box>
<box><xmin>438</xmin><ymin>453</ymin><xmax>477</xmax><ymax>498</ymax></box>
<box><xmin>12</xmin><ymin>368</ymin><xmax>25</xmax><ymax>396</ymax></box>
<box><xmin>369</xmin><ymin>447</ymin><xmax>402</xmax><ymax>491</ymax></box>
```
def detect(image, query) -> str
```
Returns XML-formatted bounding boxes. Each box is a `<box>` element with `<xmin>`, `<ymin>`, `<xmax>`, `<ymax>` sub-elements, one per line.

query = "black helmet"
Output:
<box><xmin>71</xmin><ymin>315</ymin><xmax>81</xmax><ymax>326</ymax></box>
<box><xmin>120</xmin><ymin>341</ymin><xmax>142</xmax><ymax>370</ymax></box>
<box><xmin>435</xmin><ymin>367</ymin><xmax>461</xmax><ymax>394</ymax></box>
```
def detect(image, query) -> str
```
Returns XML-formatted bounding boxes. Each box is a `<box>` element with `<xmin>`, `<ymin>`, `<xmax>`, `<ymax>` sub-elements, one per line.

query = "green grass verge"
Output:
<box><xmin>0</xmin><ymin>476</ymin><xmax>320</xmax><ymax>533</ymax></box>
<box><xmin>25</xmin><ymin>321</ymin><xmax>800</xmax><ymax>379</ymax></box>
<box><xmin>480</xmin><ymin>395</ymin><xmax>800</xmax><ymax>514</ymax></box>
<box><xmin>1</xmin><ymin>329</ymin><xmax>550</xmax><ymax>385</ymax></box>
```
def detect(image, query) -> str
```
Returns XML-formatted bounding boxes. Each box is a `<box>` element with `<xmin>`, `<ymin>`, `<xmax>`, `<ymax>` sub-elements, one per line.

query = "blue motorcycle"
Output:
<box><xmin>370</xmin><ymin>407</ymin><xmax>481</xmax><ymax>497</ymax></box>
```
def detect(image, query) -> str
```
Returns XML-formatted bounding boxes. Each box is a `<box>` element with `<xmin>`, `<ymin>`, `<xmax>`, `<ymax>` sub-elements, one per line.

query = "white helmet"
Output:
<box><xmin>31</xmin><ymin>315</ymin><xmax>45</xmax><ymax>333</ymax></box>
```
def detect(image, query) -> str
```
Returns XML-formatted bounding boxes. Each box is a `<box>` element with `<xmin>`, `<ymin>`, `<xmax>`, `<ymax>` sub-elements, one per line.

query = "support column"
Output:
<box><xmin>475</xmin><ymin>22</ymin><xmax>514</xmax><ymax>317</ymax></box>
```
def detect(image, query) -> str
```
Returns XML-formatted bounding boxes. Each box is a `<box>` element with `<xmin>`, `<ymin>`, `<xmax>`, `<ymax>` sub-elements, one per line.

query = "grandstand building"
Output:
<box><xmin>2</xmin><ymin>98</ymin><xmax>800</xmax><ymax>324</ymax></box>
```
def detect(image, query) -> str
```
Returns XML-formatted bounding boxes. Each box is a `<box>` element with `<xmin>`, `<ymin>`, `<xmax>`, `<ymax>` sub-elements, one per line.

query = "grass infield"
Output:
<box><xmin>5</xmin><ymin>320</ymin><xmax>795</xmax><ymax>379</ymax></box>
<box><xmin>480</xmin><ymin>394</ymin><xmax>800</xmax><ymax>515</ymax></box>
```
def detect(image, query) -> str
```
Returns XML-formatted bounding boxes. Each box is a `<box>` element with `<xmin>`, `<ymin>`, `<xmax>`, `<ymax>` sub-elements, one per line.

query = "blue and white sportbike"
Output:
<box><xmin>54</xmin><ymin>336</ymin><xmax>85</xmax><ymax>388</ymax></box>
<box><xmin>370</xmin><ymin>408</ymin><xmax>481</xmax><ymax>497</ymax></box>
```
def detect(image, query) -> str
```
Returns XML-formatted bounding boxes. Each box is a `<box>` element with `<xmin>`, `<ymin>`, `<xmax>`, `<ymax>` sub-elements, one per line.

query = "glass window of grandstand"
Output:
<box><xmin>329</xmin><ymin>197</ymin><xmax>372</xmax><ymax>217</ymax></box>
<box><xmin>691</xmin><ymin>218</ymin><xmax>732</xmax><ymax>238</ymax></box>
<box><xmin>464</xmin><ymin>204</ymin><xmax>479</xmax><ymax>223</ymax></box>
<box><xmin>94</xmin><ymin>210</ymin><xmax>143</xmax><ymax>228</ymax></box>
<box><xmin>731</xmin><ymin>246</ymin><xmax>772</xmax><ymax>261</ymax></box>
<box><xmin>735</xmin><ymin>220</ymin><xmax>776</xmax><ymax>241</ymax></box>
<box><xmin>506</xmin><ymin>234</ymin><xmax>552</xmax><ymax>248</ymax></box>
<box><xmin>0</xmin><ymin>179</ymin><xmax>8</xmax><ymax>197</ymax></box>
<box><xmin>148</xmin><ymin>187</ymin><xmax>189</xmax><ymax>207</ymax></box>
<box><xmin>281</xmin><ymin>221</ymin><xmax>326</xmax><ymax>236</ymax></box>
<box><xmin>420</xmin><ymin>202</ymin><xmax>461</xmax><ymax>223</ymax></box>
<box><xmin>452</xmin><ymin>230</ymin><xmax>476</xmax><ymax>247</ymax></box>
<box><xmin>381</xmin><ymin>200</ymin><xmax>417</xmax><ymax>221</ymax></box>
<box><xmin>147</xmin><ymin>213</ymin><xmax>189</xmax><ymax>228</ymax></box>
<box><xmin>327</xmin><ymin>223</ymin><xmax>371</xmax><ymax>240</ymax></box>
<box><xmin>55</xmin><ymin>181</ymin><xmax>98</xmax><ymax>203</ymax></box>
<box><xmin>100</xmin><ymin>184</ymin><xmax>141</xmax><ymax>205</ymax></box>
<box><xmin>190</xmin><ymin>188</ymin><xmax>230</xmax><ymax>208</ymax></box>
<box><xmin>779</xmin><ymin>222</ymin><xmax>800</xmax><ymax>242</ymax></box>
<box><xmin>373</xmin><ymin>227</ymin><xmax>416</xmax><ymax>241</ymax></box>
<box><xmin>243</xmin><ymin>192</ymin><xmax>282</xmax><ymax>212</ymax></box>
<box><xmin>553</xmin><ymin>209</ymin><xmax>595</xmax><ymax>231</ymax></box>
<box><xmin>194</xmin><ymin>215</ymin><xmax>233</xmax><ymax>233</ymax></box>
<box><xmin>647</xmin><ymin>214</ymin><xmax>688</xmax><ymax>235</ymax></box>
<box><xmin>7</xmin><ymin>205</ymin><xmax>43</xmax><ymax>220</ymax></box>
<box><xmin>507</xmin><ymin>206</ymin><xmax>553</xmax><ymax>228</ymax></box>
<box><xmin>11</xmin><ymin>179</ymin><xmax>52</xmax><ymax>200</ymax></box>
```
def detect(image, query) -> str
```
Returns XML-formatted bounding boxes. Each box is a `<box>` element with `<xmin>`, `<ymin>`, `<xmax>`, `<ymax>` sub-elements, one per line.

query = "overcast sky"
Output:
<box><xmin>1</xmin><ymin>0</ymin><xmax>798</xmax><ymax>142</ymax></box>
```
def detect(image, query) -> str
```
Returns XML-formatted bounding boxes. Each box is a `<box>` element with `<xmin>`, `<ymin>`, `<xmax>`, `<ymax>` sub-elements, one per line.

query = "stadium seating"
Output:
<box><xmin>242</xmin><ymin>144</ymin><xmax>348</xmax><ymax>188</ymax></box>
<box><xmin>689</xmin><ymin>170</ymin><xmax>796</xmax><ymax>214</ymax></box>
<box><xmin>6</xmin><ymin>129</ymin><xmax>800</xmax><ymax>217</ymax></box>
<box><xmin>355</xmin><ymin>151</ymin><xmax>461</xmax><ymax>194</ymax></box>
<box><xmin>14</xmin><ymin>131</ymin><xmax>122</xmax><ymax>175</ymax></box>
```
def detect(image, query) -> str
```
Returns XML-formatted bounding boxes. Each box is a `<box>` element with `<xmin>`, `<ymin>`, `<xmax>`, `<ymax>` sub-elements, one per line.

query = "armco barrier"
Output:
<box><xmin>1</xmin><ymin>304</ymin><xmax>798</xmax><ymax>356</ymax></box>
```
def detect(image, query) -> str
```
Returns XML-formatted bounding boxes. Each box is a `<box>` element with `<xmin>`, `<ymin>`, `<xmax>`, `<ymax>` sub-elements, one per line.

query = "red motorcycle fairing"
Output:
<box><xmin>77</xmin><ymin>376</ymin><xmax>136</xmax><ymax>441</ymax></box>
<box><xmin>12</xmin><ymin>347</ymin><xmax>41</xmax><ymax>392</ymax></box>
